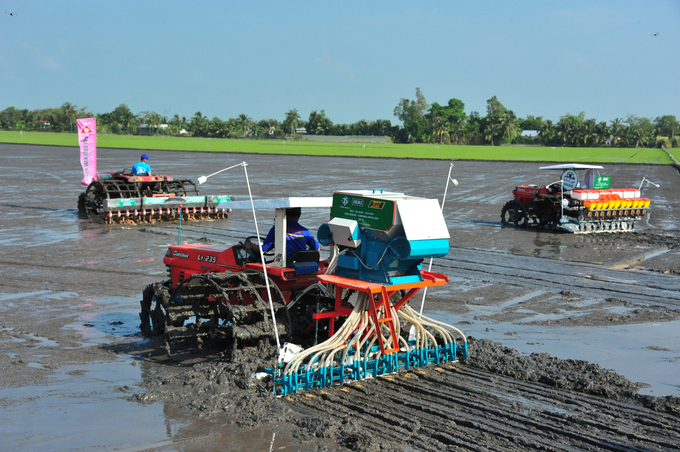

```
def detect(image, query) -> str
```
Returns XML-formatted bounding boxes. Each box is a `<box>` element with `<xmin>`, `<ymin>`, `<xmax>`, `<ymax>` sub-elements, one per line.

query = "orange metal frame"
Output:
<box><xmin>313</xmin><ymin>271</ymin><xmax>449</xmax><ymax>353</ymax></box>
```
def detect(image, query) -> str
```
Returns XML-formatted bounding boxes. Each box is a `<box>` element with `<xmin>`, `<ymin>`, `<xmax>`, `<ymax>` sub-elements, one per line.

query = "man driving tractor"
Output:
<box><xmin>246</xmin><ymin>207</ymin><xmax>320</xmax><ymax>258</ymax></box>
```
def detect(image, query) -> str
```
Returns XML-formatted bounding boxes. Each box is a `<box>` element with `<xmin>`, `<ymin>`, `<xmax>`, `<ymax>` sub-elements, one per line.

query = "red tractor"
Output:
<box><xmin>139</xmin><ymin>199</ymin><xmax>341</xmax><ymax>355</ymax></box>
<box><xmin>500</xmin><ymin>179</ymin><xmax>565</xmax><ymax>229</ymax></box>
<box><xmin>139</xmin><ymin>236</ymin><xmax>339</xmax><ymax>354</ymax></box>
<box><xmin>501</xmin><ymin>164</ymin><xmax>651</xmax><ymax>233</ymax></box>
<box><xmin>140</xmin><ymin>192</ymin><xmax>467</xmax><ymax>394</ymax></box>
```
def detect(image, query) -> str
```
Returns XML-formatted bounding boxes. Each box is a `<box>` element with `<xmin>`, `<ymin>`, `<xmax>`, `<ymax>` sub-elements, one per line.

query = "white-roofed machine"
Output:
<box><xmin>500</xmin><ymin>164</ymin><xmax>653</xmax><ymax>233</ymax></box>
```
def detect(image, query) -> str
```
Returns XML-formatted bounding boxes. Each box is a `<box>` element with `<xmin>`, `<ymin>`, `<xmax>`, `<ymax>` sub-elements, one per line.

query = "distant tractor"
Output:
<box><xmin>501</xmin><ymin>164</ymin><xmax>651</xmax><ymax>233</ymax></box>
<box><xmin>78</xmin><ymin>170</ymin><xmax>231</xmax><ymax>224</ymax></box>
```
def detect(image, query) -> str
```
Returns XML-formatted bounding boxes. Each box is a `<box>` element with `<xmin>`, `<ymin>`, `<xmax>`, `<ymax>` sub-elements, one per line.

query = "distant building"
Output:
<box><xmin>520</xmin><ymin>130</ymin><xmax>539</xmax><ymax>138</ymax></box>
<box><xmin>34</xmin><ymin>120</ymin><xmax>51</xmax><ymax>128</ymax></box>
<box><xmin>295</xmin><ymin>127</ymin><xmax>307</xmax><ymax>135</ymax></box>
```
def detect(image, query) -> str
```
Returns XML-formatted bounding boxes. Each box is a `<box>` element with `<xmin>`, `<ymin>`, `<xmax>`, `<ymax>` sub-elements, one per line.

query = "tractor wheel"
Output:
<box><xmin>140</xmin><ymin>282</ymin><xmax>174</xmax><ymax>336</ymax></box>
<box><xmin>81</xmin><ymin>182</ymin><xmax>105</xmax><ymax>222</ymax></box>
<box><xmin>77</xmin><ymin>192</ymin><xmax>87</xmax><ymax>215</ymax></box>
<box><xmin>500</xmin><ymin>200</ymin><xmax>527</xmax><ymax>227</ymax></box>
<box><xmin>158</xmin><ymin>271</ymin><xmax>291</xmax><ymax>356</ymax></box>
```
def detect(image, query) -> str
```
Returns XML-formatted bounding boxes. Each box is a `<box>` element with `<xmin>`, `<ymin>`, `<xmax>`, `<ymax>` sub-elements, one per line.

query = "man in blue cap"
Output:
<box><xmin>132</xmin><ymin>154</ymin><xmax>151</xmax><ymax>176</ymax></box>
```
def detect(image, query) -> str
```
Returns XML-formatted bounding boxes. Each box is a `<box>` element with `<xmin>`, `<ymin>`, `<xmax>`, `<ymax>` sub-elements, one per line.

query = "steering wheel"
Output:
<box><xmin>243</xmin><ymin>236</ymin><xmax>275</xmax><ymax>256</ymax></box>
<box><xmin>546</xmin><ymin>180</ymin><xmax>563</xmax><ymax>195</ymax></box>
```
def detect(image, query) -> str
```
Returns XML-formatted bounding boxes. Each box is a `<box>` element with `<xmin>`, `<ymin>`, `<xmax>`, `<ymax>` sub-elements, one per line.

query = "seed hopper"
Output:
<box><xmin>274</xmin><ymin>190</ymin><xmax>467</xmax><ymax>395</ymax></box>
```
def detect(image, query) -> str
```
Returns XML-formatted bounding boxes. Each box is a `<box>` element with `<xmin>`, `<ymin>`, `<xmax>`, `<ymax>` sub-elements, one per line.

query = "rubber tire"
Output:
<box><xmin>500</xmin><ymin>200</ymin><xmax>527</xmax><ymax>227</ymax></box>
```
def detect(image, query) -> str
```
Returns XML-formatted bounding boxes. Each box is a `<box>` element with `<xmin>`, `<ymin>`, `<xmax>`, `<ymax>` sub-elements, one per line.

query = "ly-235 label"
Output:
<box><xmin>197</xmin><ymin>254</ymin><xmax>217</xmax><ymax>263</ymax></box>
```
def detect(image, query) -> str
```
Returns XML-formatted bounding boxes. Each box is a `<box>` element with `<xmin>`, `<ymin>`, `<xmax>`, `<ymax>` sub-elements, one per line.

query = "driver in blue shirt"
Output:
<box><xmin>132</xmin><ymin>154</ymin><xmax>151</xmax><ymax>176</ymax></box>
<box><xmin>246</xmin><ymin>208</ymin><xmax>320</xmax><ymax>257</ymax></box>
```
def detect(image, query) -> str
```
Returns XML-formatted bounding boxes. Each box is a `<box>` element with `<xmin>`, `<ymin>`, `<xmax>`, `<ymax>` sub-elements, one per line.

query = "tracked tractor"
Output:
<box><xmin>78</xmin><ymin>170</ymin><xmax>232</xmax><ymax>224</ymax></box>
<box><xmin>501</xmin><ymin>164</ymin><xmax>652</xmax><ymax>233</ymax></box>
<box><xmin>140</xmin><ymin>190</ymin><xmax>467</xmax><ymax>394</ymax></box>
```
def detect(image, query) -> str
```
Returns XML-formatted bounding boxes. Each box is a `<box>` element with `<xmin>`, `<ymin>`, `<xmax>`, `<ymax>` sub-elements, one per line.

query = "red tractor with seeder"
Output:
<box><xmin>140</xmin><ymin>191</ymin><xmax>468</xmax><ymax>395</ymax></box>
<box><xmin>501</xmin><ymin>164</ymin><xmax>652</xmax><ymax>233</ymax></box>
<box><xmin>78</xmin><ymin>170</ymin><xmax>232</xmax><ymax>224</ymax></box>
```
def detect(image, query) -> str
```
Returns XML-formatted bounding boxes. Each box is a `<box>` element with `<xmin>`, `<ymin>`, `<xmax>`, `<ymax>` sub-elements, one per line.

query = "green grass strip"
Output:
<box><xmin>0</xmin><ymin>130</ymin><xmax>673</xmax><ymax>164</ymax></box>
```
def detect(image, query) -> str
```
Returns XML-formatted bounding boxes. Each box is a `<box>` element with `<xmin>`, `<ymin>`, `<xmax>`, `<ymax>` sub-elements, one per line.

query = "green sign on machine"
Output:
<box><xmin>184</xmin><ymin>196</ymin><xmax>206</xmax><ymax>203</ymax></box>
<box><xmin>143</xmin><ymin>197</ymin><xmax>167</xmax><ymax>205</ymax></box>
<box><xmin>332</xmin><ymin>193</ymin><xmax>395</xmax><ymax>231</ymax></box>
<box><xmin>593</xmin><ymin>176</ymin><xmax>611</xmax><ymax>189</ymax></box>
<box><xmin>114</xmin><ymin>199</ymin><xmax>136</xmax><ymax>207</ymax></box>
<box><xmin>209</xmin><ymin>196</ymin><xmax>231</xmax><ymax>203</ymax></box>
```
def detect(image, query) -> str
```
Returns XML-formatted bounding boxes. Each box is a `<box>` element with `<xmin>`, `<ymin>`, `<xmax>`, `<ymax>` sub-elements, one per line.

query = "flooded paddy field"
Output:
<box><xmin>1</xmin><ymin>144</ymin><xmax>679</xmax><ymax>451</ymax></box>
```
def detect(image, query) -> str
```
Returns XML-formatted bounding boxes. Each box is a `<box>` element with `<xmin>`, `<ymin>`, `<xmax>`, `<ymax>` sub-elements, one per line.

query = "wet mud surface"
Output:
<box><xmin>1</xmin><ymin>144</ymin><xmax>679</xmax><ymax>450</ymax></box>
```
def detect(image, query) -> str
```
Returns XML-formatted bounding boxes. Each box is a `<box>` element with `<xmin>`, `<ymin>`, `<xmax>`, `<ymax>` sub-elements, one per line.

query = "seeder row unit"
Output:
<box><xmin>269</xmin><ymin>190</ymin><xmax>467</xmax><ymax>395</ymax></box>
<box><xmin>272</xmin><ymin>271</ymin><xmax>467</xmax><ymax>396</ymax></box>
<box><xmin>99</xmin><ymin>195</ymin><xmax>231</xmax><ymax>224</ymax></box>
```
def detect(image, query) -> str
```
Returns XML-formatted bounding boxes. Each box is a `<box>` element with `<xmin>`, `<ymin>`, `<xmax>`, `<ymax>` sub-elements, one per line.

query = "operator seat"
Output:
<box><xmin>288</xmin><ymin>250</ymin><xmax>320</xmax><ymax>275</ymax></box>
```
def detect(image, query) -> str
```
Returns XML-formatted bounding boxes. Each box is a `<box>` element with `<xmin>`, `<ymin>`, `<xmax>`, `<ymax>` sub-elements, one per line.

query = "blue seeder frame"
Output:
<box><xmin>271</xmin><ymin>340</ymin><xmax>468</xmax><ymax>396</ymax></box>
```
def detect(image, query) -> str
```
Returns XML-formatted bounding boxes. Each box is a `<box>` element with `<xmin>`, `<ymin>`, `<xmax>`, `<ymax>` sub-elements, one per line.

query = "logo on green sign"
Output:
<box><xmin>561</xmin><ymin>169</ymin><xmax>579</xmax><ymax>191</ymax></box>
<box><xmin>593</xmin><ymin>176</ymin><xmax>610</xmax><ymax>189</ymax></box>
<box><xmin>332</xmin><ymin>193</ymin><xmax>395</xmax><ymax>231</ymax></box>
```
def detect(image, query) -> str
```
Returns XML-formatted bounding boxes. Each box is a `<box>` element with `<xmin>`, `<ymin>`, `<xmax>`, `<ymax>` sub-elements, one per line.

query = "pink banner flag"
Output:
<box><xmin>77</xmin><ymin>118</ymin><xmax>97</xmax><ymax>185</ymax></box>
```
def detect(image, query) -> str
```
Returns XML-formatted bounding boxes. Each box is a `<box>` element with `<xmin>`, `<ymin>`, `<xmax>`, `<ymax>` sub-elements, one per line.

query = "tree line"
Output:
<box><xmin>393</xmin><ymin>89</ymin><xmax>679</xmax><ymax>148</ymax></box>
<box><xmin>1</xmin><ymin>90</ymin><xmax>678</xmax><ymax>148</ymax></box>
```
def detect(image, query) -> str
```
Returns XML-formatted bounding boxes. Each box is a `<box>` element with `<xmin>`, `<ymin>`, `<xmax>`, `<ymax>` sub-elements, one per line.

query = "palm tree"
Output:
<box><xmin>209</xmin><ymin>117</ymin><xmax>226</xmax><ymax>137</ymax></box>
<box><xmin>307</xmin><ymin>110</ymin><xmax>319</xmax><ymax>135</ymax></box>
<box><xmin>189</xmin><ymin>111</ymin><xmax>209</xmax><ymax>137</ymax></box>
<box><xmin>595</xmin><ymin>121</ymin><xmax>609</xmax><ymax>146</ymax></box>
<box><xmin>499</xmin><ymin>111</ymin><xmax>520</xmax><ymax>144</ymax></box>
<box><xmin>61</xmin><ymin>102</ymin><xmax>85</xmax><ymax>132</ymax></box>
<box><xmin>582</xmin><ymin>119</ymin><xmax>597</xmax><ymax>146</ymax></box>
<box><xmin>610</xmin><ymin>118</ymin><xmax>622</xmax><ymax>145</ymax></box>
<box><xmin>484</xmin><ymin>123</ymin><xmax>501</xmax><ymax>145</ymax></box>
<box><xmin>147</xmin><ymin>112</ymin><xmax>162</xmax><ymax>135</ymax></box>
<box><xmin>354</xmin><ymin>119</ymin><xmax>369</xmax><ymax>136</ymax></box>
<box><xmin>251</xmin><ymin>124</ymin><xmax>262</xmax><ymax>138</ymax></box>
<box><xmin>237</xmin><ymin>113</ymin><xmax>252</xmax><ymax>137</ymax></box>
<box><xmin>284</xmin><ymin>109</ymin><xmax>300</xmax><ymax>136</ymax></box>
<box><xmin>316</xmin><ymin>112</ymin><xmax>333</xmax><ymax>135</ymax></box>
<box><xmin>620</xmin><ymin>125</ymin><xmax>633</xmax><ymax>147</ymax></box>
<box><xmin>432</xmin><ymin>116</ymin><xmax>450</xmax><ymax>144</ymax></box>
<box><xmin>123</xmin><ymin>114</ymin><xmax>138</xmax><ymax>134</ymax></box>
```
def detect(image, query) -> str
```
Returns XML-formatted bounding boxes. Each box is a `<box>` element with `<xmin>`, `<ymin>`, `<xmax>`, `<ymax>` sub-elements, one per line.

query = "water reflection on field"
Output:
<box><xmin>0</xmin><ymin>144</ymin><xmax>678</xmax><ymax>450</ymax></box>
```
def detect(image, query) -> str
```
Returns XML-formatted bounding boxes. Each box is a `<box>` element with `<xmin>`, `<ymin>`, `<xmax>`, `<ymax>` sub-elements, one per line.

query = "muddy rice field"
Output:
<box><xmin>1</xmin><ymin>144</ymin><xmax>679</xmax><ymax>451</ymax></box>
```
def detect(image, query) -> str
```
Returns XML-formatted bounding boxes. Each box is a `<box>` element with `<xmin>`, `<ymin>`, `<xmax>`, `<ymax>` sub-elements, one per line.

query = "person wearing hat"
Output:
<box><xmin>246</xmin><ymin>207</ymin><xmax>320</xmax><ymax>257</ymax></box>
<box><xmin>132</xmin><ymin>154</ymin><xmax>151</xmax><ymax>176</ymax></box>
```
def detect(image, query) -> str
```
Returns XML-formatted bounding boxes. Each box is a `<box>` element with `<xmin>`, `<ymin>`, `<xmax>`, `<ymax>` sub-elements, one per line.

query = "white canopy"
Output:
<box><xmin>217</xmin><ymin>197</ymin><xmax>333</xmax><ymax>268</ymax></box>
<box><xmin>539</xmin><ymin>164</ymin><xmax>604</xmax><ymax>170</ymax></box>
<box><xmin>218</xmin><ymin>197</ymin><xmax>332</xmax><ymax>210</ymax></box>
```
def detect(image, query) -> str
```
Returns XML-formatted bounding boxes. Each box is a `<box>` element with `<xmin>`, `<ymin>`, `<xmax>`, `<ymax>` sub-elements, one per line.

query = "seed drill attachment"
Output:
<box><xmin>272</xmin><ymin>190</ymin><xmax>467</xmax><ymax>395</ymax></box>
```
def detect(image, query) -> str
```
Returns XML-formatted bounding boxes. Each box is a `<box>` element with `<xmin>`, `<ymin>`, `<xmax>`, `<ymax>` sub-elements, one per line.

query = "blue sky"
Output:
<box><xmin>1</xmin><ymin>1</ymin><xmax>678</xmax><ymax>124</ymax></box>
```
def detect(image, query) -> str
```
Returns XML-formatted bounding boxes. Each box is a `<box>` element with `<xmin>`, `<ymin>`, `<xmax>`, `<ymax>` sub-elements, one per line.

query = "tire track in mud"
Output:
<box><xmin>437</xmin><ymin>247</ymin><xmax>680</xmax><ymax>308</ymax></box>
<box><xmin>287</xmin><ymin>363</ymin><xmax>680</xmax><ymax>451</ymax></box>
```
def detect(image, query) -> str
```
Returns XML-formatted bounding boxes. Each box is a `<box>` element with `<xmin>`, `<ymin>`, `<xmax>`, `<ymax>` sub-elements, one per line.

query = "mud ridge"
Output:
<box><xmin>129</xmin><ymin>338</ymin><xmax>680</xmax><ymax>451</ymax></box>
